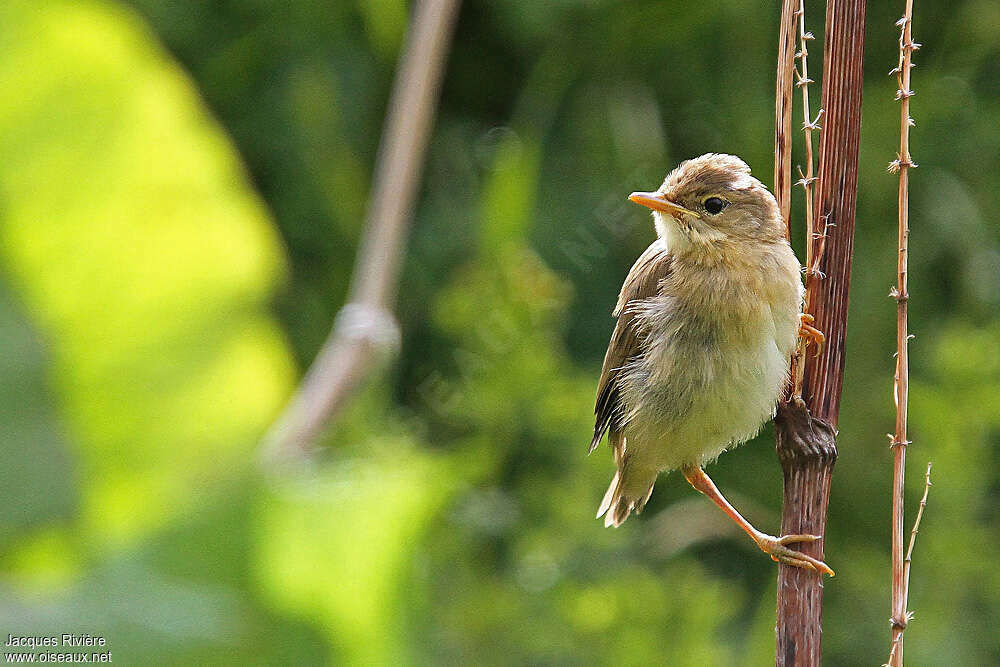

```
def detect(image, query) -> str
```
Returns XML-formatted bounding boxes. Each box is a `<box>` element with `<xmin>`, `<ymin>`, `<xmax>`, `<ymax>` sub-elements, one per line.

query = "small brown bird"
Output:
<box><xmin>591</xmin><ymin>153</ymin><xmax>832</xmax><ymax>575</ymax></box>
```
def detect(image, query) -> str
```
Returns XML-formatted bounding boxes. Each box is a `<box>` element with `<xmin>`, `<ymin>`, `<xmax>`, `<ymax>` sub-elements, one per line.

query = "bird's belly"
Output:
<box><xmin>623</xmin><ymin>324</ymin><xmax>790</xmax><ymax>470</ymax></box>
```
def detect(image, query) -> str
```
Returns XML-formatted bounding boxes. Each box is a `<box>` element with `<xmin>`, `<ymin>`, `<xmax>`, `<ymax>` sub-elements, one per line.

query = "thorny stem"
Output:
<box><xmin>904</xmin><ymin>463</ymin><xmax>932</xmax><ymax>566</ymax></box>
<box><xmin>775</xmin><ymin>0</ymin><xmax>867</xmax><ymax>661</ymax></box>
<box><xmin>888</xmin><ymin>1</ymin><xmax>921</xmax><ymax>664</ymax></box>
<box><xmin>791</xmin><ymin>0</ymin><xmax>821</xmax><ymax>399</ymax></box>
<box><xmin>886</xmin><ymin>463</ymin><xmax>932</xmax><ymax>667</ymax></box>
<box><xmin>795</xmin><ymin>0</ymin><xmax>819</xmax><ymax>272</ymax></box>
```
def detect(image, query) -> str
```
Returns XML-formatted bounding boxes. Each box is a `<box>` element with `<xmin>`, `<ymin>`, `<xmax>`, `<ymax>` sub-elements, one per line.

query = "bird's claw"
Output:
<box><xmin>798</xmin><ymin>313</ymin><xmax>826</xmax><ymax>357</ymax></box>
<box><xmin>755</xmin><ymin>533</ymin><xmax>835</xmax><ymax>577</ymax></box>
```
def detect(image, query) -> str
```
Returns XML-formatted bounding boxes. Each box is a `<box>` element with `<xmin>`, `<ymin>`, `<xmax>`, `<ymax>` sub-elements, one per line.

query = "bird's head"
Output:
<box><xmin>629</xmin><ymin>153</ymin><xmax>785</xmax><ymax>253</ymax></box>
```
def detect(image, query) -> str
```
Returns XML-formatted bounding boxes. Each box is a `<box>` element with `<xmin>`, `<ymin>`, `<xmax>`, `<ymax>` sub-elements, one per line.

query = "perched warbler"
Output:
<box><xmin>591</xmin><ymin>153</ymin><xmax>832</xmax><ymax>576</ymax></box>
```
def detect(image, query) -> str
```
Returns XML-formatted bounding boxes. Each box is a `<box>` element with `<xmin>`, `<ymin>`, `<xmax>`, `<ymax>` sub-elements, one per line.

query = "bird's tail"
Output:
<box><xmin>596</xmin><ymin>469</ymin><xmax>656</xmax><ymax>527</ymax></box>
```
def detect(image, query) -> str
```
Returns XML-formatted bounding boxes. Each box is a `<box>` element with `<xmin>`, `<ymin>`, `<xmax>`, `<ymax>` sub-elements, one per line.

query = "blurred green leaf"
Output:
<box><xmin>0</xmin><ymin>0</ymin><xmax>294</xmax><ymax>546</ymax></box>
<box><xmin>255</xmin><ymin>438</ymin><xmax>463</xmax><ymax>664</ymax></box>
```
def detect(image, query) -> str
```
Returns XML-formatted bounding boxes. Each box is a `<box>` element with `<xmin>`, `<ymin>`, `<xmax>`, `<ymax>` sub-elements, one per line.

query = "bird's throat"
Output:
<box><xmin>654</xmin><ymin>212</ymin><xmax>691</xmax><ymax>252</ymax></box>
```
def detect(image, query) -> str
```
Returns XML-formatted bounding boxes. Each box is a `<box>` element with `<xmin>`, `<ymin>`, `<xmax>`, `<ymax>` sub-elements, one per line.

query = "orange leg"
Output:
<box><xmin>799</xmin><ymin>313</ymin><xmax>826</xmax><ymax>357</ymax></box>
<box><xmin>682</xmin><ymin>465</ymin><xmax>834</xmax><ymax>576</ymax></box>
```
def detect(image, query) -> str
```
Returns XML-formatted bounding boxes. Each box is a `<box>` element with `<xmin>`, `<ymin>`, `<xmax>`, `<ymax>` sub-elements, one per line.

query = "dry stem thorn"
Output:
<box><xmin>905</xmin><ymin>462</ymin><xmax>932</xmax><ymax>565</ymax></box>
<box><xmin>888</xmin><ymin>0</ymin><xmax>918</xmax><ymax>664</ymax></box>
<box><xmin>791</xmin><ymin>0</ymin><xmax>819</xmax><ymax>399</ymax></box>
<box><xmin>886</xmin><ymin>463</ymin><xmax>932</xmax><ymax>666</ymax></box>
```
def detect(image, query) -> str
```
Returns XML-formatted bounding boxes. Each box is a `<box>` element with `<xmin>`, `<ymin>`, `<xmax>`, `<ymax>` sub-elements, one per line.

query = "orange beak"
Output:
<box><xmin>628</xmin><ymin>191</ymin><xmax>700</xmax><ymax>219</ymax></box>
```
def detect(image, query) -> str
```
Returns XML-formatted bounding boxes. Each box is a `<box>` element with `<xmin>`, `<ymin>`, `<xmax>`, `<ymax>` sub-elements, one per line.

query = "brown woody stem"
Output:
<box><xmin>774</xmin><ymin>0</ymin><xmax>797</xmax><ymax>234</ymax></box>
<box><xmin>774</xmin><ymin>0</ymin><xmax>867</xmax><ymax>664</ymax></box>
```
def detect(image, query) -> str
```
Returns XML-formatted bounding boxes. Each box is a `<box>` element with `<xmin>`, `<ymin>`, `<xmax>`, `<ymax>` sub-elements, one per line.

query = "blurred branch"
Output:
<box><xmin>259</xmin><ymin>0</ymin><xmax>462</xmax><ymax>463</ymax></box>
<box><xmin>774</xmin><ymin>0</ymin><xmax>867</xmax><ymax>663</ymax></box>
<box><xmin>888</xmin><ymin>2</ymin><xmax>921</xmax><ymax>663</ymax></box>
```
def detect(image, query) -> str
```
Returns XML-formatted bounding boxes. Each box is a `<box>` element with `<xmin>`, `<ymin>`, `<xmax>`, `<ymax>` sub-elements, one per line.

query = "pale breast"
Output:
<box><xmin>618</xmin><ymin>250</ymin><xmax>800</xmax><ymax>470</ymax></box>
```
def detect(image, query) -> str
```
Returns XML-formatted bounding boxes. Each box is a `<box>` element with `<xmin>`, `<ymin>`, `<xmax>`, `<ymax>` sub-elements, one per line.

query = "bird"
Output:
<box><xmin>590</xmin><ymin>153</ymin><xmax>832</xmax><ymax>575</ymax></box>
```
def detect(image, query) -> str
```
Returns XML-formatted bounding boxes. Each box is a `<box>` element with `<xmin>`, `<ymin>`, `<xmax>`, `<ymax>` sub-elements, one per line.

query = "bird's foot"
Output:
<box><xmin>753</xmin><ymin>532</ymin><xmax>835</xmax><ymax>576</ymax></box>
<box><xmin>798</xmin><ymin>313</ymin><xmax>826</xmax><ymax>357</ymax></box>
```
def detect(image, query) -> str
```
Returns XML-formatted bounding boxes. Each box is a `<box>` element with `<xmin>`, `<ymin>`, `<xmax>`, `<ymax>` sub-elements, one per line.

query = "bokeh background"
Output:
<box><xmin>1</xmin><ymin>0</ymin><xmax>997</xmax><ymax>664</ymax></box>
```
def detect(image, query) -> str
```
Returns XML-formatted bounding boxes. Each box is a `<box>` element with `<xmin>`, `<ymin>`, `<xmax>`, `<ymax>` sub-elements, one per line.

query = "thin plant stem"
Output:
<box><xmin>888</xmin><ymin>0</ymin><xmax>919</xmax><ymax>663</ymax></box>
<box><xmin>774</xmin><ymin>0</ymin><xmax>797</xmax><ymax>233</ymax></box>
<box><xmin>886</xmin><ymin>463</ymin><xmax>932</xmax><ymax>666</ymax></box>
<box><xmin>791</xmin><ymin>0</ymin><xmax>821</xmax><ymax>399</ymax></box>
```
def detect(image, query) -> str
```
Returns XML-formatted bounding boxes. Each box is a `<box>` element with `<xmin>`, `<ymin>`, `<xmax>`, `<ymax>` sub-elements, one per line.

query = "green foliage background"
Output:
<box><xmin>1</xmin><ymin>0</ymin><xmax>997</xmax><ymax>664</ymax></box>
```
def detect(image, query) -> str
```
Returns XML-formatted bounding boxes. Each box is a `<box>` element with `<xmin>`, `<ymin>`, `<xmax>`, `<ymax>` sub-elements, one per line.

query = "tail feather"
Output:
<box><xmin>596</xmin><ymin>470</ymin><xmax>655</xmax><ymax>527</ymax></box>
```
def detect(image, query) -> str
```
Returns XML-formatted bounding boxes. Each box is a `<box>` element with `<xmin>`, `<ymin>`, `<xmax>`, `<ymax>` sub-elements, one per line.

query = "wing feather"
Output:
<box><xmin>589</xmin><ymin>240</ymin><xmax>673</xmax><ymax>453</ymax></box>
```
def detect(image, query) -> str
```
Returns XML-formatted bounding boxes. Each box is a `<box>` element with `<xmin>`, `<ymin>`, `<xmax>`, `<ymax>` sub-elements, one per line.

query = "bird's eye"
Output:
<box><xmin>703</xmin><ymin>197</ymin><xmax>728</xmax><ymax>215</ymax></box>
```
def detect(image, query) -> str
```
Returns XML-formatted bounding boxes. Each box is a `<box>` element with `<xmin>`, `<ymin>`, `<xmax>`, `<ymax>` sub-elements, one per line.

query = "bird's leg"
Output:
<box><xmin>681</xmin><ymin>465</ymin><xmax>834</xmax><ymax>576</ymax></box>
<box><xmin>798</xmin><ymin>313</ymin><xmax>826</xmax><ymax>356</ymax></box>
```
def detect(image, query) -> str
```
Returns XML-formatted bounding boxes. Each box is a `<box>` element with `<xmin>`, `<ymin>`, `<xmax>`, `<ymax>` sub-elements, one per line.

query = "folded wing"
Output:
<box><xmin>590</xmin><ymin>240</ymin><xmax>673</xmax><ymax>455</ymax></box>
